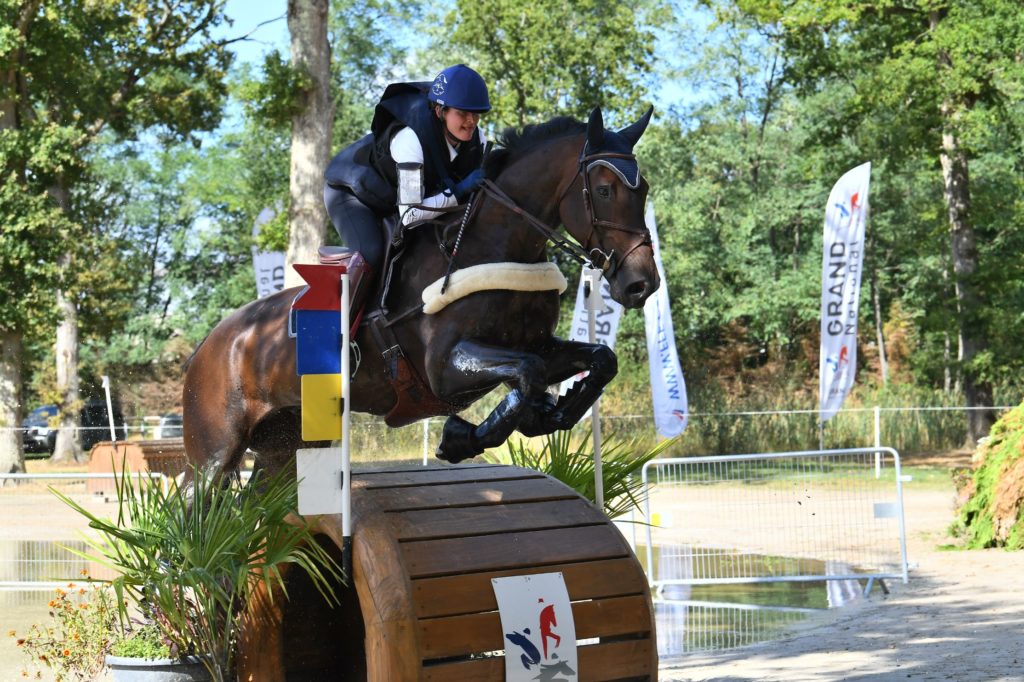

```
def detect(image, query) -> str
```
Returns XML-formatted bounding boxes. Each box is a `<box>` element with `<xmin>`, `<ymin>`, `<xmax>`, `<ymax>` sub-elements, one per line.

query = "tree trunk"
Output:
<box><xmin>50</xmin><ymin>182</ymin><xmax>83</xmax><ymax>463</ymax></box>
<box><xmin>0</xmin><ymin>331</ymin><xmax>26</xmax><ymax>478</ymax></box>
<box><xmin>938</xmin><ymin>107</ymin><xmax>994</xmax><ymax>444</ymax></box>
<box><xmin>284</xmin><ymin>0</ymin><xmax>333</xmax><ymax>288</ymax></box>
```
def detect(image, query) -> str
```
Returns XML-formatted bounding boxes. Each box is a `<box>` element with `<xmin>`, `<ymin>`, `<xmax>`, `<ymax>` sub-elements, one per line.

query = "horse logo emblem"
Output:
<box><xmin>826</xmin><ymin>345</ymin><xmax>849</xmax><ymax>373</ymax></box>
<box><xmin>431</xmin><ymin>73</ymin><xmax>447</xmax><ymax>96</ymax></box>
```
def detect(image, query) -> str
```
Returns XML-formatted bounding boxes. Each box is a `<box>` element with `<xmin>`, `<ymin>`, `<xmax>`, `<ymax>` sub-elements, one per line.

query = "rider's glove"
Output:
<box><xmin>452</xmin><ymin>169</ymin><xmax>485</xmax><ymax>202</ymax></box>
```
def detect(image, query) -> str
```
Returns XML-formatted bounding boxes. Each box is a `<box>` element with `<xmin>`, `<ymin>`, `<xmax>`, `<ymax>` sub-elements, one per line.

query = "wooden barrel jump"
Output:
<box><xmin>240</xmin><ymin>463</ymin><xmax>657</xmax><ymax>681</ymax></box>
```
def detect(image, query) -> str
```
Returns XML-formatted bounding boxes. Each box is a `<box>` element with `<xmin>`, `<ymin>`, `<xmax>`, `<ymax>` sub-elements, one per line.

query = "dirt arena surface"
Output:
<box><xmin>5</xmin><ymin>452</ymin><xmax>1022</xmax><ymax>681</ymax></box>
<box><xmin>660</xmin><ymin>450</ymin><xmax>1024</xmax><ymax>681</ymax></box>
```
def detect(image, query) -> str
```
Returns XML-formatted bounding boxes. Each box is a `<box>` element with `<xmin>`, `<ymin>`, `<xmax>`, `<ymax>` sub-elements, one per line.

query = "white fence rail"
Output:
<box><xmin>642</xmin><ymin>447</ymin><xmax>910</xmax><ymax>595</ymax></box>
<box><xmin>0</xmin><ymin>473</ymin><xmax>166</xmax><ymax>594</ymax></box>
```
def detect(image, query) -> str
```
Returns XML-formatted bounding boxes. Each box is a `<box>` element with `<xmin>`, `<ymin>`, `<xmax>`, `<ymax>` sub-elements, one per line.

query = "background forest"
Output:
<box><xmin>2</xmin><ymin>0</ymin><xmax>1023</xmax><ymax>469</ymax></box>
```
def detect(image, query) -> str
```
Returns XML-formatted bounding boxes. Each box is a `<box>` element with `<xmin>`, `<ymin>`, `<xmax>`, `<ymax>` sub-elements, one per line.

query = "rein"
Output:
<box><xmin>481</xmin><ymin>147</ymin><xmax>652</xmax><ymax>276</ymax></box>
<box><xmin>480</xmin><ymin>180</ymin><xmax>591</xmax><ymax>268</ymax></box>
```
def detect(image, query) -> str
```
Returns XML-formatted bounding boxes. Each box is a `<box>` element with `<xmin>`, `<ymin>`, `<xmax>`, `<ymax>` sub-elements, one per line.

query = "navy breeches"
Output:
<box><xmin>323</xmin><ymin>184</ymin><xmax>386</xmax><ymax>275</ymax></box>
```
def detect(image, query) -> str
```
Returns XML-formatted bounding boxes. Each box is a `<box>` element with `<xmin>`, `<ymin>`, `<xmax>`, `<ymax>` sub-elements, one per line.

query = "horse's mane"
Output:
<box><xmin>485</xmin><ymin>116</ymin><xmax>585</xmax><ymax>177</ymax></box>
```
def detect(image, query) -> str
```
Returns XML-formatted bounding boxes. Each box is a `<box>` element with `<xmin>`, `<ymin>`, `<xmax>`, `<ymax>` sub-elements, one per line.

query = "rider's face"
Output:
<box><xmin>440</xmin><ymin>107</ymin><xmax>481</xmax><ymax>143</ymax></box>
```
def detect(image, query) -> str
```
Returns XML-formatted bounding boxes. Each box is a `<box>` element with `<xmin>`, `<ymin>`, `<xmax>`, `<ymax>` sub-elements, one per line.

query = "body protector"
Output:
<box><xmin>324</xmin><ymin>81</ymin><xmax>484</xmax><ymax>215</ymax></box>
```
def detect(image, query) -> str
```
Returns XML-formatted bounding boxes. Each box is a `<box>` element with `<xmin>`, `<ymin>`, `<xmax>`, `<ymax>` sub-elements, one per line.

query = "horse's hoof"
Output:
<box><xmin>436</xmin><ymin>415</ymin><xmax>483</xmax><ymax>463</ymax></box>
<box><xmin>517</xmin><ymin>394</ymin><xmax>559</xmax><ymax>437</ymax></box>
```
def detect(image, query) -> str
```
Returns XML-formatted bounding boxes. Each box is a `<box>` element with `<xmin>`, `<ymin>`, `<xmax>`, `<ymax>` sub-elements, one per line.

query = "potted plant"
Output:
<box><xmin>53</xmin><ymin>466</ymin><xmax>343</xmax><ymax>681</ymax></box>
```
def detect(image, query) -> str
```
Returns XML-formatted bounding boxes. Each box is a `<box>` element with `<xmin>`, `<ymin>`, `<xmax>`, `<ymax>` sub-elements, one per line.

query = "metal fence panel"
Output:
<box><xmin>642</xmin><ymin>447</ymin><xmax>909</xmax><ymax>592</ymax></box>
<box><xmin>0</xmin><ymin>473</ymin><xmax>166</xmax><ymax>592</ymax></box>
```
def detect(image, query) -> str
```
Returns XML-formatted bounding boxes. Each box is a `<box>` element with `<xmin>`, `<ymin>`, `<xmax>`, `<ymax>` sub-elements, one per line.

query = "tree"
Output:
<box><xmin>716</xmin><ymin>0</ymin><xmax>1024</xmax><ymax>441</ymax></box>
<box><xmin>1</xmin><ymin>0</ymin><xmax>231</xmax><ymax>463</ymax></box>
<box><xmin>283</xmin><ymin>0</ymin><xmax>333</xmax><ymax>287</ymax></box>
<box><xmin>440</xmin><ymin>0</ymin><xmax>665</xmax><ymax>129</ymax></box>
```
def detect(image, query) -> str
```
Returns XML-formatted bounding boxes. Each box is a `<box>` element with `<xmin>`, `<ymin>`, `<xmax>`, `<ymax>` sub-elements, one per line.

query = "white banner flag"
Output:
<box><xmin>252</xmin><ymin>207</ymin><xmax>286</xmax><ymax>299</ymax></box>
<box><xmin>643</xmin><ymin>205</ymin><xmax>688</xmax><ymax>438</ymax></box>
<box><xmin>819</xmin><ymin>162</ymin><xmax>871</xmax><ymax>423</ymax></box>
<box><xmin>558</xmin><ymin>269</ymin><xmax>624</xmax><ymax>398</ymax></box>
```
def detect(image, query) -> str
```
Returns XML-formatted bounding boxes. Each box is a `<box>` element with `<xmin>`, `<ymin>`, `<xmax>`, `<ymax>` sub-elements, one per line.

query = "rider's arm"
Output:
<box><xmin>390</xmin><ymin>127</ymin><xmax>456</xmax><ymax>225</ymax></box>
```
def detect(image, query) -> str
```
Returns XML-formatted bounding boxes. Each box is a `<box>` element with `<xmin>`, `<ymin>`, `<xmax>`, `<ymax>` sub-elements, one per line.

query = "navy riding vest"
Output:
<box><xmin>324</xmin><ymin>81</ymin><xmax>484</xmax><ymax>214</ymax></box>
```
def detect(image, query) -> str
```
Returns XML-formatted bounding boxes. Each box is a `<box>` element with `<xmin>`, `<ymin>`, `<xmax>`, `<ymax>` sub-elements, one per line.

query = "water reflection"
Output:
<box><xmin>651</xmin><ymin>545</ymin><xmax>865</xmax><ymax>656</ymax></box>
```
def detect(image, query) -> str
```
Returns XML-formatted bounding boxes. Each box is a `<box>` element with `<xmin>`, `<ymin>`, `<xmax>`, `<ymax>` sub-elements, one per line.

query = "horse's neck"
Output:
<box><xmin>482</xmin><ymin>134</ymin><xmax>582</xmax><ymax>260</ymax></box>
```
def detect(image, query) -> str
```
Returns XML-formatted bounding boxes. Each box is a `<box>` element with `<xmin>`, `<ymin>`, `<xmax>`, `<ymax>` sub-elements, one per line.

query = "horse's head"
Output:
<box><xmin>559</xmin><ymin>106</ymin><xmax>659</xmax><ymax>309</ymax></box>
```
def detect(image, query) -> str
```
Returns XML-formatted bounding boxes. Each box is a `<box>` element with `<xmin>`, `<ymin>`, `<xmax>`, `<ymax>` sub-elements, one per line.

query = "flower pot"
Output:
<box><xmin>105</xmin><ymin>654</ymin><xmax>211</xmax><ymax>681</ymax></box>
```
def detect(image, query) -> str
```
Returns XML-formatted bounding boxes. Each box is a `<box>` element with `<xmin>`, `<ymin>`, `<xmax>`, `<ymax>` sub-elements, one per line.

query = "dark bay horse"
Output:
<box><xmin>182</xmin><ymin>107</ymin><xmax>659</xmax><ymax>480</ymax></box>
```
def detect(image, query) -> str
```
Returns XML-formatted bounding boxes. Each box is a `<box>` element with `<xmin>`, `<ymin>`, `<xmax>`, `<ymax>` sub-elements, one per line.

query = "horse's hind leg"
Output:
<box><xmin>432</xmin><ymin>341</ymin><xmax>549</xmax><ymax>463</ymax></box>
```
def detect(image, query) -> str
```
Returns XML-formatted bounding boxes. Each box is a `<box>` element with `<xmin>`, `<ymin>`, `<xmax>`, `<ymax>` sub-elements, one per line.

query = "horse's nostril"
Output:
<box><xmin>626</xmin><ymin>281</ymin><xmax>648</xmax><ymax>301</ymax></box>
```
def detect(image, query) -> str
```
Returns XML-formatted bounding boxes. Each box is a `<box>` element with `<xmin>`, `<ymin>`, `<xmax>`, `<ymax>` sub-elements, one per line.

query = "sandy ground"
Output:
<box><xmin>5</xmin><ymin>454</ymin><xmax>1023</xmax><ymax>681</ymax></box>
<box><xmin>660</xmin><ymin>451</ymin><xmax>1024</xmax><ymax>682</ymax></box>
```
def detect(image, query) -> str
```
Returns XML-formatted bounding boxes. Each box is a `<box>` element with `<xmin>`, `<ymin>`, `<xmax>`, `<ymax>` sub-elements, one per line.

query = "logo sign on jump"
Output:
<box><xmin>492</xmin><ymin>572</ymin><xmax>578</xmax><ymax>682</ymax></box>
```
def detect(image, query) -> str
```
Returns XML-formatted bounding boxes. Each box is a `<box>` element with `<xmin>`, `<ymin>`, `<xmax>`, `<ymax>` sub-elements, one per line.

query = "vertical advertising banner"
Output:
<box><xmin>252</xmin><ymin>207</ymin><xmax>286</xmax><ymax>299</ymax></box>
<box><xmin>558</xmin><ymin>269</ymin><xmax>623</xmax><ymax>398</ymax></box>
<box><xmin>643</xmin><ymin>205</ymin><xmax>688</xmax><ymax>438</ymax></box>
<box><xmin>819</xmin><ymin>162</ymin><xmax>871</xmax><ymax>423</ymax></box>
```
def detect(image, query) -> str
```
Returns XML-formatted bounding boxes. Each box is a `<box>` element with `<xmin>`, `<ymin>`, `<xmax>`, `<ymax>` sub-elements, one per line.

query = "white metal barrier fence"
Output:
<box><xmin>0</xmin><ymin>473</ymin><xmax>166</xmax><ymax>597</ymax></box>
<box><xmin>642</xmin><ymin>447</ymin><xmax>909</xmax><ymax>596</ymax></box>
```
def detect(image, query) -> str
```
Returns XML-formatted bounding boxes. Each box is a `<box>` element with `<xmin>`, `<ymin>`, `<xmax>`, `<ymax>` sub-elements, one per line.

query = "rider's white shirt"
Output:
<box><xmin>390</xmin><ymin>126</ymin><xmax>486</xmax><ymax>225</ymax></box>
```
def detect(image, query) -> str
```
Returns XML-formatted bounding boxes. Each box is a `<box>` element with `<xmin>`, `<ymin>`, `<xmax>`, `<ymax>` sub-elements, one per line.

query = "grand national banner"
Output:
<box><xmin>252</xmin><ymin>207</ymin><xmax>286</xmax><ymax>299</ymax></box>
<box><xmin>644</xmin><ymin>205</ymin><xmax>688</xmax><ymax>438</ymax></box>
<box><xmin>558</xmin><ymin>269</ymin><xmax>624</xmax><ymax>400</ymax></box>
<box><xmin>819</xmin><ymin>162</ymin><xmax>871</xmax><ymax>423</ymax></box>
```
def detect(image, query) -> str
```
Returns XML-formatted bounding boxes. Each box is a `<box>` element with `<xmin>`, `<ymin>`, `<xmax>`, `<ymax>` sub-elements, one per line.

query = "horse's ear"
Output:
<box><xmin>618</xmin><ymin>105</ymin><xmax>654</xmax><ymax>148</ymax></box>
<box><xmin>587</xmin><ymin>107</ymin><xmax>604</xmax><ymax>150</ymax></box>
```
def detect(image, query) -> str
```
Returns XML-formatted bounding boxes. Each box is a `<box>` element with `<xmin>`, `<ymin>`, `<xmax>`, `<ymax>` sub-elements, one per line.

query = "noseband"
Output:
<box><xmin>559</xmin><ymin>146</ymin><xmax>652</xmax><ymax>277</ymax></box>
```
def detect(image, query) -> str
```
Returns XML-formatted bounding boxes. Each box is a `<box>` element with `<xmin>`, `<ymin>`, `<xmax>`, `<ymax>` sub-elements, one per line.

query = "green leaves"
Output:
<box><xmin>53</xmin><ymin>465</ymin><xmax>342</xmax><ymax>680</ymax></box>
<box><xmin>441</xmin><ymin>0</ymin><xmax>663</xmax><ymax>129</ymax></box>
<box><xmin>495</xmin><ymin>429</ymin><xmax>679</xmax><ymax>519</ymax></box>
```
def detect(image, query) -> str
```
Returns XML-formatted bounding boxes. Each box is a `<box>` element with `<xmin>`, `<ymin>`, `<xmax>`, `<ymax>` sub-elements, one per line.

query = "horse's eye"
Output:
<box><xmin>596</xmin><ymin>185</ymin><xmax>611</xmax><ymax>199</ymax></box>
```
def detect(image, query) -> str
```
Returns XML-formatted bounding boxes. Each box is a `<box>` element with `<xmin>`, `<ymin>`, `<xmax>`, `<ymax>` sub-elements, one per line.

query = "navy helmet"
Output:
<box><xmin>428</xmin><ymin>64</ymin><xmax>490</xmax><ymax>113</ymax></box>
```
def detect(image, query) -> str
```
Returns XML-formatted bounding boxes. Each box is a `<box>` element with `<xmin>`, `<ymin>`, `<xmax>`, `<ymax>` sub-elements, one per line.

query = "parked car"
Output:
<box><xmin>21</xmin><ymin>400</ymin><xmax>128</xmax><ymax>455</ymax></box>
<box><xmin>22</xmin><ymin>405</ymin><xmax>58</xmax><ymax>454</ymax></box>
<box><xmin>154</xmin><ymin>413</ymin><xmax>183</xmax><ymax>439</ymax></box>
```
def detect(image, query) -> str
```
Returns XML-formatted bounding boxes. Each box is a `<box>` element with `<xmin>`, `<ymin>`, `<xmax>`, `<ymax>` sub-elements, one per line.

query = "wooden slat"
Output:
<box><xmin>354</xmin><ymin>465</ymin><xmax>534</xmax><ymax>489</ymax></box>
<box><xmin>418</xmin><ymin>595</ymin><xmax>652</xmax><ymax>659</ymax></box>
<box><xmin>366</xmin><ymin>476</ymin><xmax>577</xmax><ymax>512</ymax></box>
<box><xmin>401</xmin><ymin>525</ymin><xmax>628</xmax><ymax>578</ymax></box>
<box><xmin>390</xmin><ymin>498</ymin><xmax>605</xmax><ymax>541</ymax></box>
<box><xmin>420</xmin><ymin>639</ymin><xmax>654</xmax><ymax>682</ymax></box>
<box><xmin>413</xmin><ymin>557</ymin><xmax>649</xmax><ymax>619</ymax></box>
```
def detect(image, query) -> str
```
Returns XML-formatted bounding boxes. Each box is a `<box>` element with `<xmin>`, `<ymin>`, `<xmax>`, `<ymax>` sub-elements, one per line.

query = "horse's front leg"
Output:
<box><xmin>432</xmin><ymin>341</ymin><xmax>548</xmax><ymax>463</ymax></box>
<box><xmin>516</xmin><ymin>337</ymin><xmax>618</xmax><ymax>437</ymax></box>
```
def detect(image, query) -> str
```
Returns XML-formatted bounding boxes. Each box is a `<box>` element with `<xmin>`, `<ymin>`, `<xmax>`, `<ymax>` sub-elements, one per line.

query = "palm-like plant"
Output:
<box><xmin>54</xmin><ymin>467</ymin><xmax>342</xmax><ymax>682</ymax></box>
<box><xmin>494</xmin><ymin>429</ymin><xmax>679</xmax><ymax>519</ymax></box>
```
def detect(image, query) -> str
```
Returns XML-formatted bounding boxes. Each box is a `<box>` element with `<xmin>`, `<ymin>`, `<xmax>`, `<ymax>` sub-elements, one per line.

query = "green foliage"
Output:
<box><xmin>10</xmin><ymin>583</ymin><xmax>117</xmax><ymax>681</ymax></box>
<box><xmin>440</xmin><ymin>0</ymin><xmax>665</xmax><ymax>129</ymax></box>
<box><xmin>53</xmin><ymin>466</ymin><xmax>344</xmax><ymax>681</ymax></box>
<box><xmin>239</xmin><ymin>51</ymin><xmax>314</xmax><ymax>128</ymax></box>
<box><xmin>108</xmin><ymin>622</ymin><xmax>173</xmax><ymax>659</ymax></box>
<box><xmin>953</xmin><ymin>401</ymin><xmax>1024</xmax><ymax>549</ymax></box>
<box><xmin>491</xmin><ymin>429</ymin><xmax>679</xmax><ymax>519</ymax></box>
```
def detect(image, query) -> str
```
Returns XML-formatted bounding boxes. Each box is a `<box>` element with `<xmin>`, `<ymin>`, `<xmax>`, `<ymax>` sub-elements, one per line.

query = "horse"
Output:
<box><xmin>182</xmin><ymin>106</ymin><xmax>659</xmax><ymax>481</ymax></box>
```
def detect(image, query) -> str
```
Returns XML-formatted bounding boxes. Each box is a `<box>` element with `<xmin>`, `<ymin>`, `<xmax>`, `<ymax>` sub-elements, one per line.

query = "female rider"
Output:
<box><xmin>323</xmin><ymin>64</ymin><xmax>491</xmax><ymax>309</ymax></box>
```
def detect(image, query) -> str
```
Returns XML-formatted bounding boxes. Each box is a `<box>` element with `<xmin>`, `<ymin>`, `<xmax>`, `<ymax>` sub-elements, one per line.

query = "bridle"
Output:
<box><xmin>478</xmin><ymin>143</ymin><xmax>651</xmax><ymax>276</ymax></box>
<box><xmin>561</xmin><ymin>145</ymin><xmax>652</xmax><ymax>276</ymax></box>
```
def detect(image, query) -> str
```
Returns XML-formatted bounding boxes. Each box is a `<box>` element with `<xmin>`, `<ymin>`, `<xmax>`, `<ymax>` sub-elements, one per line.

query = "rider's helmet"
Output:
<box><xmin>427</xmin><ymin>64</ymin><xmax>491</xmax><ymax>113</ymax></box>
